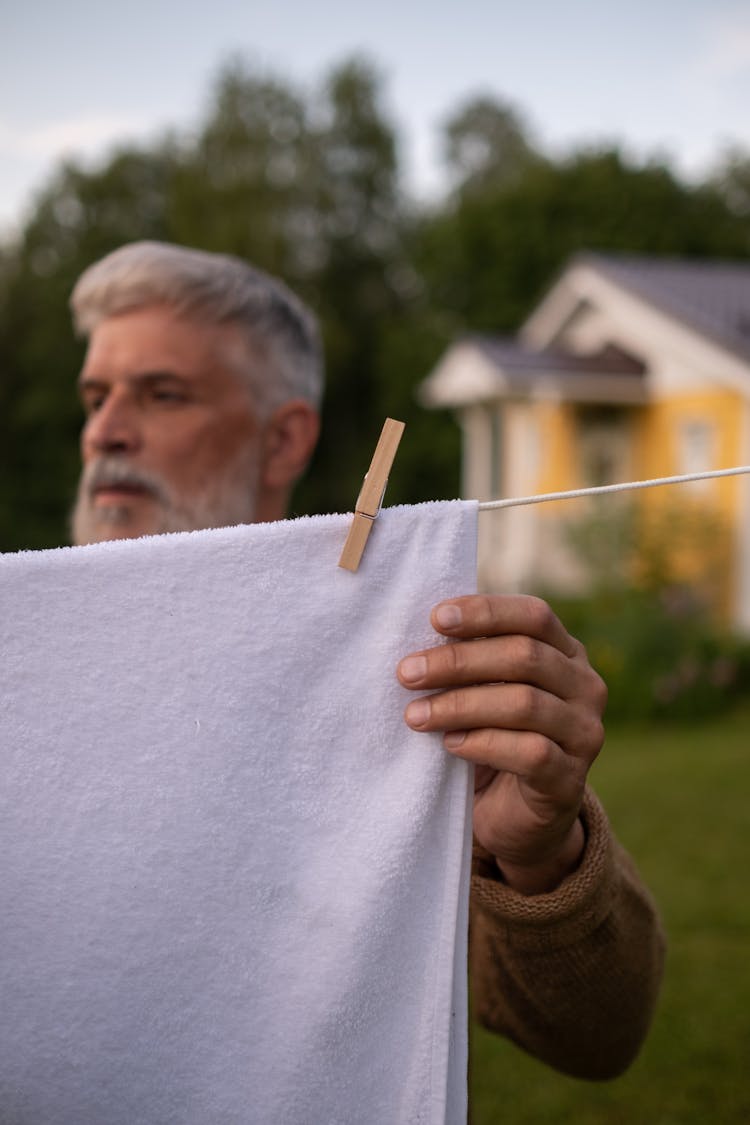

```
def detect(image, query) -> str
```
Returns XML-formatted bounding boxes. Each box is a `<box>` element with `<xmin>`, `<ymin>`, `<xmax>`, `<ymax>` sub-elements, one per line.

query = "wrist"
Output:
<box><xmin>494</xmin><ymin>817</ymin><xmax>585</xmax><ymax>896</ymax></box>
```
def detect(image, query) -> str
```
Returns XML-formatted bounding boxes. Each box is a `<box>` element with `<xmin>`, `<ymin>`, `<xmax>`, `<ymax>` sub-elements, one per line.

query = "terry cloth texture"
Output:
<box><xmin>0</xmin><ymin>501</ymin><xmax>478</xmax><ymax>1125</ymax></box>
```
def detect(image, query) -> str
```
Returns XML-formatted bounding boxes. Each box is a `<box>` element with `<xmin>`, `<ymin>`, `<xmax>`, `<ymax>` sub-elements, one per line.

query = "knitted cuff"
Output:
<box><xmin>469</xmin><ymin>788</ymin><xmax>617</xmax><ymax>952</ymax></box>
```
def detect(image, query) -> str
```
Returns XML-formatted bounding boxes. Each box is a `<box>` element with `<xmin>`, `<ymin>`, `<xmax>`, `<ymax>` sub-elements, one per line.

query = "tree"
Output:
<box><xmin>442</xmin><ymin>94</ymin><xmax>540</xmax><ymax>197</ymax></box>
<box><xmin>294</xmin><ymin>57</ymin><xmax>417</xmax><ymax>515</ymax></box>
<box><xmin>415</xmin><ymin>148</ymin><xmax>750</xmax><ymax>335</ymax></box>
<box><xmin>169</xmin><ymin>60</ymin><xmax>313</xmax><ymax>278</ymax></box>
<box><xmin>711</xmin><ymin>145</ymin><xmax>750</xmax><ymax>222</ymax></box>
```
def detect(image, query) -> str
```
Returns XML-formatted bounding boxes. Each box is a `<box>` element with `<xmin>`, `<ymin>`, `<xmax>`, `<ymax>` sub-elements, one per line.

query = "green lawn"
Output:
<box><xmin>470</xmin><ymin>704</ymin><xmax>750</xmax><ymax>1124</ymax></box>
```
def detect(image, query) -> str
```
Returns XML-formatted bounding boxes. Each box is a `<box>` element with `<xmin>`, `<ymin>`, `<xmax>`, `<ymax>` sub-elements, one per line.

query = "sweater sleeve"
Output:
<box><xmin>468</xmin><ymin>788</ymin><xmax>666</xmax><ymax>1080</ymax></box>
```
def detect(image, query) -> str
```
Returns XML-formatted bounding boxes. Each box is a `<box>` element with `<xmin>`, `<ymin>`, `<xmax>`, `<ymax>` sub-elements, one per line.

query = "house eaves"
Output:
<box><xmin>419</xmin><ymin>339</ymin><xmax>510</xmax><ymax>407</ymax></box>
<box><xmin>419</xmin><ymin>334</ymin><xmax>648</xmax><ymax>409</ymax></box>
<box><xmin>581</xmin><ymin>252</ymin><xmax>750</xmax><ymax>366</ymax></box>
<box><xmin>522</xmin><ymin>252</ymin><xmax>750</xmax><ymax>395</ymax></box>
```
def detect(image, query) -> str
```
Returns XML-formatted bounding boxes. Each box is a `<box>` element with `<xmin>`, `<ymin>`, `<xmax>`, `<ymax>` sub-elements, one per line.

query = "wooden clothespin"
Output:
<box><xmin>338</xmin><ymin>418</ymin><xmax>406</xmax><ymax>572</ymax></box>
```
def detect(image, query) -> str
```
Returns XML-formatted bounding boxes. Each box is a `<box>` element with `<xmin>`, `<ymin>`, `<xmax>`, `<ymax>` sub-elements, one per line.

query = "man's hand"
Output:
<box><xmin>397</xmin><ymin>595</ymin><xmax>607</xmax><ymax>896</ymax></box>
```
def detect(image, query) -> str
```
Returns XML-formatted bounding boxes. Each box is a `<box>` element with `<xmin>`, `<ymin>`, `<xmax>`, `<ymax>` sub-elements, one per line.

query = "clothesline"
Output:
<box><xmin>477</xmin><ymin>465</ymin><xmax>750</xmax><ymax>511</ymax></box>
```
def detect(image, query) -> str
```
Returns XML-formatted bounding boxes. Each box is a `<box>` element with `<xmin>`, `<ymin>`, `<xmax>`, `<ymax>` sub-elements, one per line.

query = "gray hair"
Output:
<box><xmin>70</xmin><ymin>241</ymin><xmax>324</xmax><ymax>411</ymax></box>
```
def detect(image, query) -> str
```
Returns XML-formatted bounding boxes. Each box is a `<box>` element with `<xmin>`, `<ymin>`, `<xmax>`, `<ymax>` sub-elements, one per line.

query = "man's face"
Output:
<box><xmin>73</xmin><ymin>305</ymin><xmax>265</xmax><ymax>545</ymax></box>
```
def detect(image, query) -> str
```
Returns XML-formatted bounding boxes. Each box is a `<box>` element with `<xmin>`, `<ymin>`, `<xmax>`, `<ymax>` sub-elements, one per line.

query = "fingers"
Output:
<box><xmin>398</xmin><ymin>633</ymin><xmax>579</xmax><ymax>700</ymax></box>
<box><xmin>402</xmin><ymin>681</ymin><xmax>604</xmax><ymax>761</ymax></box>
<box><xmin>405</xmin><ymin>681</ymin><xmax>562</xmax><ymax>739</ymax></box>
<box><xmin>397</xmin><ymin>593</ymin><xmax>607</xmax><ymax>767</ymax></box>
<box><xmin>430</xmin><ymin>594</ymin><xmax>578</xmax><ymax>658</ymax></box>
<box><xmin>397</xmin><ymin>594</ymin><xmax>607</xmax><ymax>720</ymax></box>
<box><xmin>453</xmin><ymin>718</ymin><xmax>601</xmax><ymax>776</ymax></box>
<box><xmin>397</xmin><ymin>594</ymin><xmax>605</xmax><ymax>885</ymax></box>
<box><xmin>458</xmin><ymin>729</ymin><xmax>587</xmax><ymax>799</ymax></box>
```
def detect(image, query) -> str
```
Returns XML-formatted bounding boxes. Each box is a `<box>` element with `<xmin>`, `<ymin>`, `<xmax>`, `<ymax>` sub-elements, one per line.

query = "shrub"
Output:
<box><xmin>547</xmin><ymin>499</ymin><xmax>750</xmax><ymax>721</ymax></box>
<box><xmin>553</xmin><ymin>587</ymin><xmax>750</xmax><ymax>721</ymax></box>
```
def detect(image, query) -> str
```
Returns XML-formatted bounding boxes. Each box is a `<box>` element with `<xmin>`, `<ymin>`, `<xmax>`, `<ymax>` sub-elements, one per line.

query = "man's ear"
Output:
<box><xmin>258</xmin><ymin>399</ymin><xmax>320</xmax><ymax>497</ymax></box>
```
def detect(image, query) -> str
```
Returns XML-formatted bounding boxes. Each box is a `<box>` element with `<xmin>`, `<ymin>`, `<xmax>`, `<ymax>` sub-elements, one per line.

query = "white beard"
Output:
<box><xmin>71</xmin><ymin>450</ymin><xmax>261</xmax><ymax>545</ymax></box>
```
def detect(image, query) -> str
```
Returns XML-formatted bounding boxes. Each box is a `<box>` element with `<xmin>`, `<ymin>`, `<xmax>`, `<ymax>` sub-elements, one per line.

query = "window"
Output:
<box><xmin>679</xmin><ymin>419</ymin><xmax>715</xmax><ymax>475</ymax></box>
<box><xmin>575</xmin><ymin>406</ymin><xmax>632</xmax><ymax>487</ymax></box>
<box><xmin>678</xmin><ymin>419</ymin><xmax>716</xmax><ymax>493</ymax></box>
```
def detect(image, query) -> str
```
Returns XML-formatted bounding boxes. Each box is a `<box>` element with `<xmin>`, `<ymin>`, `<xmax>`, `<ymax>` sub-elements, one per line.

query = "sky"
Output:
<box><xmin>2</xmin><ymin>0</ymin><xmax>750</xmax><ymax>237</ymax></box>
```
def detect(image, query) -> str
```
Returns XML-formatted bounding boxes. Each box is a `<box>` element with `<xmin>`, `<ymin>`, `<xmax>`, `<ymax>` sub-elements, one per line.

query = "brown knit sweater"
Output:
<box><xmin>469</xmin><ymin>788</ymin><xmax>666</xmax><ymax>1080</ymax></box>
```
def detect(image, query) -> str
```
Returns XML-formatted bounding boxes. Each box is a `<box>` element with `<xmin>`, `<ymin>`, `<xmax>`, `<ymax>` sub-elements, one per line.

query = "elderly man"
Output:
<box><xmin>70</xmin><ymin>241</ymin><xmax>664</xmax><ymax>1079</ymax></box>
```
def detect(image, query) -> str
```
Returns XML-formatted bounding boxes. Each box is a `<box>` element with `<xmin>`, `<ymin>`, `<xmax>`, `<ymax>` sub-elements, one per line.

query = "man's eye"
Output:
<box><xmin>151</xmin><ymin>387</ymin><xmax>187</xmax><ymax>404</ymax></box>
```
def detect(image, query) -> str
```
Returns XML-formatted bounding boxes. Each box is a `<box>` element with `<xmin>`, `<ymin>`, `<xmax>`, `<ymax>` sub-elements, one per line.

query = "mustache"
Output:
<box><xmin>81</xmin><ymin>457</ymin><xmax>170</xmax><ymax>505</ymax></box>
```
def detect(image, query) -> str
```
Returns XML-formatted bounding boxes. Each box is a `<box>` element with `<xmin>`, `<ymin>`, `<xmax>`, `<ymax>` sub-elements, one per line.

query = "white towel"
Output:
<box><xmin>0</xmin><ymin>500</ymin><xmax>478</xmax><ymax>1125</ymax></box>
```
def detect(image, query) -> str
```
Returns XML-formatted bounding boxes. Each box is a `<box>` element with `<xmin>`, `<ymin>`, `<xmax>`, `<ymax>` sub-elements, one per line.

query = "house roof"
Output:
<box><xmin>421</xmin><ymin>252</ymin><xmax>750</xmax><ymax>410</ymax></box>
<box><xmin>471</xmin><ymin>335</ymin><xmax>645</xmax><ymax>377</ymax></box>
<box><xmin>576</xmin><ymin>252</ymin><xmax>750</xmax><ymax>363</ymax></box>
<box><xmin>419</xmin><ymin>333</ymin><xmax>648</xmax><ymax>408</ymax></box>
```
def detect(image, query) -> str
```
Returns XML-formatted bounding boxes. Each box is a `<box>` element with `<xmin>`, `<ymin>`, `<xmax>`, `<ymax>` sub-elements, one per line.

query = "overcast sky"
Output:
<box><xmin>2</xmin><ymin>0</ymin><xmax>750</xmax><ymax>237</ymax></box>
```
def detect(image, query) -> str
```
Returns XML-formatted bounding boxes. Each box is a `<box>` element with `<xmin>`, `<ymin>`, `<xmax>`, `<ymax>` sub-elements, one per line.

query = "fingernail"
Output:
<box><xmin>405</xmin><ymin>698</ymin><xmax>431</xmax><ymax>727</ymax></box>
<box><xmin>435</xmin><ymin>603</ymin><xmax>462</xmax><ymax>629</ymax></box>
<box><xmin>444</xmin><ymin>731</ymin><xmax>467</xmax><ymax>749</ymax></box>
<box><xmin>399</xmin><ymin>655</ymin><xmax>428</xmax><ymax>683</ymax></box>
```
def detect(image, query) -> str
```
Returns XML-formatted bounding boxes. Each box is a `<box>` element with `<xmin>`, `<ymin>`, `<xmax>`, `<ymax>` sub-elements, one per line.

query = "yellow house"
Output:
<box><xmin>420</xmin><ymin>252</ymin><xmax>750</xmax><ymax>632</ymax></box>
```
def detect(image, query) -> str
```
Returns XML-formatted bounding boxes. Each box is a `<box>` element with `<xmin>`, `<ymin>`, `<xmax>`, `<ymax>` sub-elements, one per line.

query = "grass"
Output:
<box><xmin>469</xmin><ymin>703</ymin><xmax>750</xmax><ymax>1124</ymax></box>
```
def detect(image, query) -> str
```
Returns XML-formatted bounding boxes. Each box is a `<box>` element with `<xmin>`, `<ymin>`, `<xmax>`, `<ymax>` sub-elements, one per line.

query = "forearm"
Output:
<box><xmin>469</xmin><ymin>789</ymin><xmax>666</xmax><ymax>1080</ymax></box>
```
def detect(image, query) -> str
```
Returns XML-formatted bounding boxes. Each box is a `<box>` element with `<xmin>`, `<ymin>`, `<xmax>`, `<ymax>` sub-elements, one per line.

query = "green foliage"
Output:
<box><xmin>710</xmin><ymin>144</ymin><xmax>750</xmax><ymax>218</ymax></box>
<box><xmin>548</xmin><ymin>501</ymin><xmax>750</xmax><ymax>721</ymax></box>
<box><xmin>441</xmin><ymin>94</ymin><xmax>540</xmax><ymax>197</ymax></box>
<box><xmin>555</xmin><ymin>587</ymin><xmax>750</xmax><ymax>721</ymax></box>
<box><xmin>471</xmin><ymin>706</ymin><xmax>750</xmax><ymax>1124</ymax></box>
<box><xmin>415</xmin><ymin>148</ymin><xmax>750</xmax><ymax>333</ymax></box>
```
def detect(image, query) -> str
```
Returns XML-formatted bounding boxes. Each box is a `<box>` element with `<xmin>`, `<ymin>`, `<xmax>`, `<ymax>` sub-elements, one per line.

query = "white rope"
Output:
<box><xmin>477</xmin><ymin>465</ymin><xmax>750</xmax><ymax>511</ymax></box>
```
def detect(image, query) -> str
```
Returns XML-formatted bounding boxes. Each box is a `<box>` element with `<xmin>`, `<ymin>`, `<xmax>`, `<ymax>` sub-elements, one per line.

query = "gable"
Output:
<box><xmin>420</xmin><ymin>332</ymin><xmax>648</xmax><ymax>410</ymax></box>
<box><xmin>522</xmin><ymin>257</ymin><xmax>750</xmax><ymax>399</ymax></box>
<box><xmin>418</xmin><ymin>340</ymin><xmax>508</xmax><ymax>407</ymax></box>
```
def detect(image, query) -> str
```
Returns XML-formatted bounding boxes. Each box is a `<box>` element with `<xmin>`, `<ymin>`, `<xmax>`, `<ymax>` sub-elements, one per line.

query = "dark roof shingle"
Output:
<box><xmin>579</xmin><ymin>252</ymin><xmax>750</xmax><ymax>362</ymax></box>
<box><xmin>472</xmin><ymin>335</ymin><xmax>645</xmax><ymax>376</ymax></box>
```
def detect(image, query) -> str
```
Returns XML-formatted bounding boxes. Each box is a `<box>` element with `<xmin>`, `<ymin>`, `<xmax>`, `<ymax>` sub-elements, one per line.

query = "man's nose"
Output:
<box><xmin>82</xmin><ymin>391</ymin><xmax>142</xmax><ymax>457</ymax></box>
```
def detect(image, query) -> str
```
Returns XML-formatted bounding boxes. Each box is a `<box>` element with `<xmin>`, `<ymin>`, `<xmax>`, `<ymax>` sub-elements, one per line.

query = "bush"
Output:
<box><xmin>547</xmin><ymin>499</ymin><xmax>750</xmax><ymax>721</ymax></box>
<box><xmin>553</xmin><ymin>587</ymin><xmax>750</xmax><ymax>721</ymax></box>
